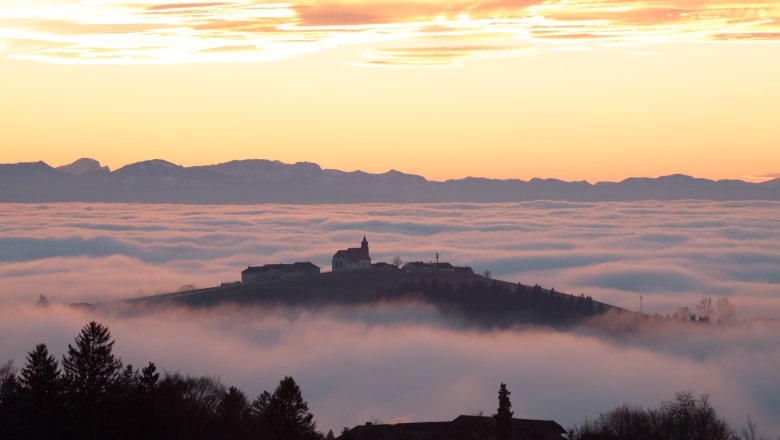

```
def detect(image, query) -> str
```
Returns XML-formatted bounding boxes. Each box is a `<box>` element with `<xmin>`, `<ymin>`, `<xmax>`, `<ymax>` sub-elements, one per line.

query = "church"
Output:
<box><xmin>332</xmin><ymin>236</ymin><xmax>371</xmax><ymax>271</ymax></box>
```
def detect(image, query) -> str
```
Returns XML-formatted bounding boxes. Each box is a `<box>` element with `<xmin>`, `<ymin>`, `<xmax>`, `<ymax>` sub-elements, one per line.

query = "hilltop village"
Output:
<box><xmin>241</xmin><ymin>236</ymin><xmax>473</xmax><ymax>284</ymax></box>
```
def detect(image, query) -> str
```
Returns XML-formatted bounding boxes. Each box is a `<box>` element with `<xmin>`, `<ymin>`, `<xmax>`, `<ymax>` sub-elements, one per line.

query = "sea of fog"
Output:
<box><xmin>1</xmin><ymin>201</ymin><xmax>779</xmax><ymax>434</ymax></box>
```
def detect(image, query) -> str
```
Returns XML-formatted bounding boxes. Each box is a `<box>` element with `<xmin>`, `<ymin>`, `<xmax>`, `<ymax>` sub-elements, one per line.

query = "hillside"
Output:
<box><xmin>2</xmin><ymin>158</ymin><xmax>779</xmax><ymax>203</ymax></box>
<box><xmin>113</xmin><ymin>270</ymin><xmax>622</xmax><ymax>328</ymax></box>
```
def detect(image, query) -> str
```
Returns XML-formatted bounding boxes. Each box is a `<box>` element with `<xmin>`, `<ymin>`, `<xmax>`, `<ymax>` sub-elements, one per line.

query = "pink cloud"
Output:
<box><xmin>1</xmin><ymin>0</ymin><xmax>779</xmax><ymax>65</ymax></box>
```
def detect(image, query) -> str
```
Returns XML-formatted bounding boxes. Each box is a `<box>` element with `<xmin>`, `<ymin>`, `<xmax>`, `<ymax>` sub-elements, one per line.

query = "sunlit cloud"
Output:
<box><xmin>742</xmin><ymin>172</ymin><xmax>780</xmax><ymax>182</ymax></box>
<box><xmin>0</xmin><ymin>0</ymin><xmax>778</xmax><ymax>65</ymax></box>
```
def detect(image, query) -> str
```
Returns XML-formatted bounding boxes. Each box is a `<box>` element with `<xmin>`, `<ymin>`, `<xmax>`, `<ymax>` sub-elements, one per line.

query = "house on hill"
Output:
<box><xmin>371</xmin><ymin>262</ymin><xmax>399</xmax><ymax>270</ymax></box>
<box><xmin>338</xmin><ymin>415</ymin><xmax>567</xmax><ymax>440</ymax></box>
<box><xmin>241</xmin><ymin>262</ymin><xmax>320</xmax><ymax>283</ymax></box>
<box><xmin>403</xmin><ymin>261</ymin><xmax>473</xmax><ymax>274</ymax></box>
<box><xmin>332</xmin><ymin>236</ymin><xmax>371</xmax><ymax>271</ymax></box>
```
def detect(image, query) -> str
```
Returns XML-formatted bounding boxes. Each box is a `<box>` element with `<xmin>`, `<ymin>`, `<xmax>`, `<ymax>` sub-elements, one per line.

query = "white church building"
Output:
<box><xmin>332</xmin><ymin>236</ymin><xmax>371</xmax><ymax>271</ymax></box>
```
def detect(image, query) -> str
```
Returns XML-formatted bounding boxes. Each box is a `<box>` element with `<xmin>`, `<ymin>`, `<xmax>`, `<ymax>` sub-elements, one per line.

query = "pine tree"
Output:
<box><xmin>62</xmin><ymin>321</ymin><xmax>122</xmax><ymax>406</ymax></box>
<box><xmin>19</xmin><ymin>343</ymin><xmax>63</xmax><ymax>408</ymax></box>
<box><xmin>264</xmin><ymin>376</ymin><xmax>318</xmax><ymax>440</ymax></box>
<box><xmin>0</xmin><ymin>362</ymin><xmax>22</xmax><ymax>436</ymax></box>
<box><xmin>251</xmin><ymin>390</ymin><xmax>272</xmax><ymax>418</ymax></box>
<box><xmin>62</xmin><ymin>320</ymin><xmax>123</xmax><ymax>440</ymax></box>
<box><xmin>218</xmin><ymin>386</ymin><xmax>251</xmax><ymax>438</ymax></box>
<box><xmin>139</xmin><ymin>361</ymin><xmax>160</xmax><ymax>395</ymax></box>
<box><xmin>494</xmin><ymin>383</ymin><xmax>514</xmax><ymax>440</ymax></box>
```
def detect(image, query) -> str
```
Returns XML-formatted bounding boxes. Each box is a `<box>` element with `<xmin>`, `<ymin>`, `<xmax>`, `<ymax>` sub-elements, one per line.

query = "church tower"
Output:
<box><xmin>332</xmin><ymin>235</ymin><xmax>372</xmax><ymax>272</ymax></box>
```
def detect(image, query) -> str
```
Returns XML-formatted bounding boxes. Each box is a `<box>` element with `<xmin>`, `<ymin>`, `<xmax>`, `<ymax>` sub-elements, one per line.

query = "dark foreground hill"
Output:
<box><xmin>112</xmin><ymin>270</ymin><xmax>621</xmax><ymax>328</ymax></box>
<box><xmin>2</xmin><ymin>158</ymin><xmax>779</xmax><ymax>203</ymax></box>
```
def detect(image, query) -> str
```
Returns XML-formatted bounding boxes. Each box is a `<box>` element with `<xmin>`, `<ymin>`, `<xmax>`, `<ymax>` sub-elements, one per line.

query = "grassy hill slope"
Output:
<box><xmin>116</xmin><ymin>270</ymin><xmax>623</xmax><ymax>328</ymax></box>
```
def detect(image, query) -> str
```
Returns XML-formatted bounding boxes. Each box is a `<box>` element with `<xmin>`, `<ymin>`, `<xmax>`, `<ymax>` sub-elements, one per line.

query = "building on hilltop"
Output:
<box><xmin>454</xmin><ymin>265</ymin><xmax>474</xmax><ymax>274</ymax></box>
<box><xmin>241</xmin><ymin>262</ymin><xmax>320</xmax><ymax>284</ymax></box>
<box><xmin>338</xmin><ymin>415</ymin><xmax>567</xmax><ymax>440</ymax></box>
<box><xmin>403</xmin><ymin>261</ymin><xmax>434</xmax><ymax>271</ymax></box>
<box><xmin>332</xmin><ymin>236</ymin><xmax>371</xmax><ymax>271</ymax></box>
<box><xmin>402</xmin><ymin>261</ymin><xmax>473</xmax><ymax>274</ymax></box>
<box><xmin>371</xmin><ymin>261</ymin><xmax>399</xmax><ymax>271</ymax></box>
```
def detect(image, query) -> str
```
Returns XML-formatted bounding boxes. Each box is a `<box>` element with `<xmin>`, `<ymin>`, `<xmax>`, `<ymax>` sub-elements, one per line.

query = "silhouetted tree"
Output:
<box><xmin>715</xmin><ymin>297</ymin><xmax>736</xmax><ymax>323</ymax></box>
<box><xmin>62</xmin><ymin>321</ymin><xmax>123</xmax><ymax>438</ymax></box>
<box><xmin>0</xmin><ymin>361</ymin><xmax>23</xmax><ymax>437</ymax></box>
<box><xmin>139</xmin><ymin>361</ymin><xmax>160</xmax><ymax>394</ymax></box>
<box><xmin>62</xmin><ymin>322</ymin><xmax>122</xmax><ymax>404</ymax></box>
<box><xmin>739</xmin><ymin>415</ymin><xmax>772</xmax><ymax>440</ymax></box>
<box><xmin>19</xmin><ymin>343</ymin><xmax>62</xmax><ymax>408</ymax></box>
<box><xmin>696</xmin><ymin>297</ymin><xmax>713</xmax><ymax>320</ymax></box>
<box><xmin>125</xmin><ymin>362</ymin><xmax>162</xmax><ymax>439</ymax></box>
<box><xmin>493</xmin><ymin>383</ymin><xmax>513</xmax><ymax>440</ymax></box>
<box><xmin>18</xmin><ymin>343</ymin><xmax>64</xmax><ymax>436</ymax></box>
<box><xmin>569</xmin><ymin>391</ymin><xmax>735</xmax><ymax>440</ymax></box>
<box><xmin>263</xmin><ymin>376</ymin><xmax>318</xmax><ymax>440</ymax></box>
<box><xmin>36</xmin><ymin>294</ymin><xmax>49</xmax><ymax>307</ymax></box>
<box><xmin>217</xmin><ymin>386</ymin><xmax>251</xmax><ymax>439</ymax></box>
<box><xmin>252</xmin><ymin>390</ymin><xmax>272</xmax><ymax>417</ymax></box>
<box><xmin>393</xmin><ymin>256</ymin><xmax>403</xmax><ymax>268</ymax></box>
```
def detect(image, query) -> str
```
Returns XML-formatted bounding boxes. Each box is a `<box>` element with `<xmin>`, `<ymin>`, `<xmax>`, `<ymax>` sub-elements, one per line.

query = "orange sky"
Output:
<box><xmin>1</xmin><ymin>0</ymin><xmax>779</xmax><ymax>182</ymax></box>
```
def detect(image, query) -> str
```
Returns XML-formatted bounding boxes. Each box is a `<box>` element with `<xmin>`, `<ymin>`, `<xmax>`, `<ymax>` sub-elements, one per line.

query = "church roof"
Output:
<box><xmin>334</xmin><ymin>247</ymin><xmax>370</xmax><ymax>262</ymax></box>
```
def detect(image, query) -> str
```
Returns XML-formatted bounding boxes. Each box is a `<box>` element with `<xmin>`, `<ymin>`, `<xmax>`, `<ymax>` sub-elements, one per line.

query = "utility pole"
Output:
<box><xmin>640</xmin><ymin>295</ymin><xmax>643</xmax><ymax>314</ymax></box>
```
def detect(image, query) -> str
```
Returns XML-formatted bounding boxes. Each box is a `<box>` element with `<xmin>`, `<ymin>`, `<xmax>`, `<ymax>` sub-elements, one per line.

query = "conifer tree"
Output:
<box><xmin>264</xmin><ymin>376</ymin><xmax>318</xmax><ymax>440</ymax></box>
<box><xmin>19</xmin><ymin>343</ymin><xmax>62</xmax><ymax>408</ymax></box>
<box><xmin>62</xmin><ymin>321</ymin><xmax>122</xmax><ymax>406</ymax></box>
<box><xmin>0</xmin><ymin>362</ymin><xmax>22</xmax><ymax>436</ymax></box>
<box><xmin>139</xmin><ymin>361</ymin><xmax>160</xmax><ymax>394</ymax></box>
<box><xmin>494</xmin><ymin>383</ymin><xmax>514</xmax><ymax>440</ymax></box>
<box><xmin>218</xmin><ymin>386</ymin><xmax>251</xmax><ymax>438</ymax></box>
<box><xmin>251</xmin><ymin>390</ymin><xmax>272</xmax><ymax>418</ymax></box>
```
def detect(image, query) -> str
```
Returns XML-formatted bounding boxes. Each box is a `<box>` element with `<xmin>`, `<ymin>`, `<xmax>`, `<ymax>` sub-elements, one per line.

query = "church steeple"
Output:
<box><xmin>361</xmin><ymin>235</ymin><xmax>368</xmax><ymax>250</ymax></box>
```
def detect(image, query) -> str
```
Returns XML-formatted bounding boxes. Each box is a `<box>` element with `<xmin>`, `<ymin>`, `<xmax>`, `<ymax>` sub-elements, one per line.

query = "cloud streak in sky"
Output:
<box><xmin>0</xmin><ymin>0</ymin><xmax>778</xmax><ymax>65</ymax></box>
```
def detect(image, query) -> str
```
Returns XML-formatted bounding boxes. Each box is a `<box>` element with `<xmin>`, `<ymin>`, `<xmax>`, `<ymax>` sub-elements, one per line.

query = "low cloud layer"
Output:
<box><xmin>2</xmin><ymin>201</ymin><xmax>778</xmax><ymax>317</ymax></box>
<box><xmin>1</xmin><ymin>303</ymin><xmax>778</xmax><ymax>434</ymax></box>
<box><xmin>2</xmin><ymin>201</ymin><xmax>780</xmax><ymax>434</ymax></box>
<box><xmin>0</xmin><ymin>0</ymin><xmax>778</xmax><ymax>65</ymax></box>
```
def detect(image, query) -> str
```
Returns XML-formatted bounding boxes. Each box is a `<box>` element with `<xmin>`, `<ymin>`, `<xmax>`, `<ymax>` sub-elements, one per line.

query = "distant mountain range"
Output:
<box><xmin>2</xmin><ymin>158</ymin><xmax>779</xmax><ymax>203</ymax></box>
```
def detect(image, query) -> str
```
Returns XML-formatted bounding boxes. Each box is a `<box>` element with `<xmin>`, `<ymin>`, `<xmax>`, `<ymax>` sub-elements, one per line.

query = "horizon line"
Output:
<box><xmin>10</xmin><ymin>157</ymin><xmax>780</xmax><ymax>186</ymax></box>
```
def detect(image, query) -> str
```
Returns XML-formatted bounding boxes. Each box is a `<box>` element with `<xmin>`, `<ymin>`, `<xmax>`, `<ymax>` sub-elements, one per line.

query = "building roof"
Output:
<box><xmin>291</xmin><ymin>261</ymin><xmax>320</xmax><ymax>270</ymax></box>
<box><xmin>339</xmin><ymin>416</ymin><xmax>566</xmax><ymax>440</ymax></box>
<box><xmin>403</xmin><ymin>261</ymin><xmax>433</xmax><ymax>270</ymax></box>
<box><xmin>242</xmin><ymin>262</ymin><xmax>319</xmax><ymax>273</ymax></box>
<box><xmin>334</xmin><ymin>247</ymin><xmax>370</xmax><ymax>262</ymax></box>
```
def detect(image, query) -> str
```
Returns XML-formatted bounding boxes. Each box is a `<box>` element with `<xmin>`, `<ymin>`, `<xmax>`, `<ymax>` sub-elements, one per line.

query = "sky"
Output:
<box><xmin>1</xmin><ymin>0</ymin><xmax>780</xmax><ymax>182</ymax></box>
<box><xmin>1</xmin><ymin>202</ymin><xmax>780</xmax><ymax>433</ymax></box>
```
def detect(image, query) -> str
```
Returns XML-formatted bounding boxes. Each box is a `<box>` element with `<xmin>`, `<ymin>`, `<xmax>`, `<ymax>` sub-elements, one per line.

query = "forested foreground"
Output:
<box><xmin>1</xmin><ymin>321</ymin><xmax>777</xmax><ymax>440</ymax></box>
<box><xmin>0</xmin><ymin>322</ymin><xmax>328</xmax><ymax>440</ymax></box>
